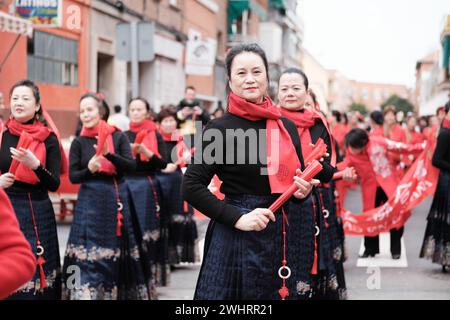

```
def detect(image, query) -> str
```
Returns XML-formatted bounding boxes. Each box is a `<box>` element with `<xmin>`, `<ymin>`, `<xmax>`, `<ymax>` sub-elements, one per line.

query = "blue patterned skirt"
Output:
<box><xmin>316</xmin><ymin>185</ymin><xmax>346</xmax><ymax>300</ymax></box>
<box><xmin>125</xmin><ymin>174</ymin><xmax>161</xmax><ymax>295</ymax></box>
<box><xmin>420</xmin><ymin>170</ymin><xmax>450</xmax><ymax>267</ymax></box>
<box><xmin>5</xmin><ymin>189</ymin><xmax>61</xmax><ymax>300</ymax></box>
<box><xmin>61</xmin><ymin>179</ymin><xmax>150</xmax><ymax>300</ymax></box>
<box><xmin>194</xmin><ymin>194</ymin><xmax>315</xmax><ymax>300</ymax></box>
<box><xmin>158</xmin><ymin>170</ymin><xmax>198</xmax><ymax>265</ymax></box>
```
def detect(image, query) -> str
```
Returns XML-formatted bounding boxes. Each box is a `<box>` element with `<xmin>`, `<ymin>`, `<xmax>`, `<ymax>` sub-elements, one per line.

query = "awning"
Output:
<box><xmin>228</xmin><ymin>0</ymin><xmax>267</xmax><ymax>23</ymax></box>
<box><xmin>269</xmin><ymin>0</ymin><xmax>286</xmax><ymax>9</ymax></box>
<box><xmin>442</xmin><ymin>35</ymin><xmax>450</xmax><ymax>69</ymax></box>
<box><xmin>0</xmin><ymin>11</ymin><xmax>32</xmax><ymax>37</ymax></box>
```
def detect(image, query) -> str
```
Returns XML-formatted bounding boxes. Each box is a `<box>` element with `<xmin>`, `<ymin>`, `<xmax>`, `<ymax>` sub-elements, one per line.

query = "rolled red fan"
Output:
<box><xmin>9</xmin><ymin>131</ymin><xmax>34</xmax><ymax>174</ymax></box>
<box><xmin>304</xmin><ymin>138</ymin><xmax>328</xmax><ymax>165</ymax></box>
<box><xmin>268</xmin><ymin>160</ymin><xmax>323</xmax><ymax>213</ymax></box>
<box><xmin>332</xmin><ymin>167</ymin><xmax>357</xmax><ymax>181</ymax></box>
<box><xmin>333</xmin><ymin>171</ymin><xmax>345</xmax><ymax>181</ymax></box>
<box><xmin>95</xmin><ymin>120</ymin><xmax>108</xmax><ymax>156</ymax></box>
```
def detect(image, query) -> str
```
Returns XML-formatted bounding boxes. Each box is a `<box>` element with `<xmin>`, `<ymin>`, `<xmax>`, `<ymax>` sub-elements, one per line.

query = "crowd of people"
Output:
<box><xmin>0</xmin><ymin>43</ymin><xmax>448</xmax><ymax>300</ymax></box>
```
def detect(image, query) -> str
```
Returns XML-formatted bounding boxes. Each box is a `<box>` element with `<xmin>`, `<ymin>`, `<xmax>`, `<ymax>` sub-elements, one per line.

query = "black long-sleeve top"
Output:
<box><xmin>69</xmin><ymin>131</ymin><xmax>135</xmax><ymax>184</ymax></box>
<box><xmin>0</xmin><ymin>130</ymin><xmax>61</xmax><ymax>193</ymax></box>
<box><xmin>432</xmin><ymin>127</ymin><xmax>450</xmax><ymax>172</ymax></box>
<box><xmin>161</xmin><ymin>140</ymin><xmax>178</xmax><ymax>164</ymax></box>
<box><xmin>124</xmin><ymin>131</ymin><xmax>168</xmax><ymax>176</ymax></box>
<box><xmin>308</xmin><ymin>119</ymin><xmax>337</xmax><ymax>183</ymax></box>
<box><xmin>182</xmin><ymin>113</ymin><xmax>315</xmax><ymax>228</ymax></box>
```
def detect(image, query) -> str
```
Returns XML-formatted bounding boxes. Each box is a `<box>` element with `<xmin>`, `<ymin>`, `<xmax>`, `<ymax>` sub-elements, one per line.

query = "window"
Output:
<box><xmin>27</xmin><ymin>31</ymin><xmax>78</xmax><ymax>86</ymax></box>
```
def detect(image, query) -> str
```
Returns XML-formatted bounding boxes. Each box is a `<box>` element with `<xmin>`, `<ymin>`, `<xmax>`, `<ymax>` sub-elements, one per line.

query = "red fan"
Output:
<box><xmin>332</xmin><ymin>167</ymin><xmax>357</xmax><ymax>181</ymax></box>
<box><xmin>304</xmin><ymin>138</ymin><xmax>328</xmax><ymax>165</ymax></box>
<box><xmin>268</xmin><ymin>160</ymin><xmax>323</xmax><ymax>213</ymax></box>
<box><xmin>9</xmin><ymin>131</ymin><xmax>34</xmax><ymax>175</ymax></box>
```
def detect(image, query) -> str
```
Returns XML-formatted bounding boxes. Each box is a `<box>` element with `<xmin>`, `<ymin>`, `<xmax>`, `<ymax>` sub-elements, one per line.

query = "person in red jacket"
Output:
<box><xmin>0</xmin><ymin>188</ymin><xmax>36</xmax><ymax>300</ymax></box>
<box><xmin>340</xmin><ymin>128</ymin><xmax>424</xmax><ymax>259</ymax></box>
<box><xmin>403</xmin><ymin>115</ymin><xmax>425</xmax><ymax>169</ymax></box>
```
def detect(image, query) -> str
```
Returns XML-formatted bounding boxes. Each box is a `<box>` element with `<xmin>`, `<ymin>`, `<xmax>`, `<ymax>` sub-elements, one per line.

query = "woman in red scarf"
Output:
<box><xmin>277</xmin><ymin>68</ymin><xmax>346</xmax><ymax>300</ymax></box>
<box><xmin>383</xmin><ymin>106</ymin><xmax>407</xmax><ymax>176</ymax></box>
<box><xmin>0</xmin><ymin>80</ymin><xmax>62</xmax><ymax>299</ymax></box>
<box><xmin>183</xmin><ymin>44</ymin><xmax>318</xmax><ymax>300</ymax></box>
<box><xmin>61</xmin><ymin>93</ymin><xmax>150</xmax><ymax>300</ymax></box>
<box><xmin>420</xmin><ymin>103</ymin><xmax>450</xmax><ymax>272</ymax></box>
<box><xmin>0</xmin><ymin>188</ymin><xmax>36</xmax><ymax>300</ymax></box>
<box><xmin>403</xmin><ymin>115</ymin><xmax>425</xmax><ymax>169</ymax></box>
<box><xmin>156</xmin><ymin>108</ymin><xmax>198</xmax><ymax>267</ymax></box>
<box><xmin>340</xmin><ymin>128</ymin><xmax>424</xmax><ymax>259</ymax></box>
<box><xmin>124</xmin><ymin>97</ymin><xmax>169</xmax><ymax>293</ymax></box>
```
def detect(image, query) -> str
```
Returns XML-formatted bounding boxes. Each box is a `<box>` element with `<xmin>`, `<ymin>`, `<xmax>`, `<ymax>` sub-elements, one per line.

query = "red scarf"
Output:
<box><xmin>5</xmin><ymin>119</ymin><xmax>51</xmax><ymax>184</ymax></box>
<box><xmin>443</xmin><ymin>118</ymin><xmax>450</xmax><ymax>130</ymax></box>
<box><xmin>280</xmin><ymin>107</ymin><xmax>320</xmax><ymax>158</ymax></box>
<box><xmin>80</xmin><ymin>120</ymin><xmax>117</xmax><ymax>175</ymax></box>
<box><xmin>159</xmin><ymin>129</ymin><xmax>191</xmax><ymax>168</ymax></box>
<box><xmin>228</xmin><ymin>92</ymin><xmax>300</xmax><ymax>193</ymax></box>
<box><xmin>129</xmin><ymin>119</ymin><xmax>161</xmax><ymax>161</ymax></box>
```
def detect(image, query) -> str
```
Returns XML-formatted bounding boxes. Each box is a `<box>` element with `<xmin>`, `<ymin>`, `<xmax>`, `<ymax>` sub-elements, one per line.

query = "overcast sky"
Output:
<box><xmin>300</xmin><ymin>0</ymin><xmax>450</xmax><ymax>87</ymax></box>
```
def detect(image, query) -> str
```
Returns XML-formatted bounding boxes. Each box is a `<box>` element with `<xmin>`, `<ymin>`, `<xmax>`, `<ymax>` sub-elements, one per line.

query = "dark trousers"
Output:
<box><xmin>364</xmin><ymin>187</ymin><xmax>404</xmax><ymax>256</ymax></box>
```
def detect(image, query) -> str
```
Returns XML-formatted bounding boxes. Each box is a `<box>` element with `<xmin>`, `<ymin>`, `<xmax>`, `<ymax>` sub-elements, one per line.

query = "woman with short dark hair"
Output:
<box><xmin>0</xmin><ymin>79</ymin><xmax>64</xmax><ymax>299</ymax></box>
<box><xmin>183</xmin><ymin>44</ymin><xmax>318</xmax><ymax>300</ymax></box>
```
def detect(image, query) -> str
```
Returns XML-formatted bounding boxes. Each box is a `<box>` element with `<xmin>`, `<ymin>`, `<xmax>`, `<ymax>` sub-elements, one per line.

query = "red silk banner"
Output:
<box><xmin>342</xmin><ymin>143</ymin><xmax>439</xmax><ymax>236</ymax></box>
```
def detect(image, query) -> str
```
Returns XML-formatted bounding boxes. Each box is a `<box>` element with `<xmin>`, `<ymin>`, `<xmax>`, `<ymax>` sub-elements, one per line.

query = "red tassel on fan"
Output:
<box><xmin>278</xmin><ymin>284</ymin><xmax>289</xmax><ymax>300</ymax></box>
<box><xmin>37</xmin><ymin>255</ymin><xmax>48</xmax><ymax>289</ymax></box>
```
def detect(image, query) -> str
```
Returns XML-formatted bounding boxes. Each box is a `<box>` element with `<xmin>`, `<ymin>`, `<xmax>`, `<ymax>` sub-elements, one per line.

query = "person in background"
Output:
<box><xmin>62</xmin><ymin>93</ymin><xmax>149</xmax><ymax>300</ymax></box>
<box><xmin>108</xmin><ymin>104</ymin><xmax>130</xmax><ymax>132</ymax></box>
<box><xmin>341</xmin><ymin>128</ymin><xmax>423</xmax><ymax>259</ymax></box>
<box><xmin>369</xmin><ymin>110</ymin><xmax>384</xmax><ymax>136</ymax></box>
<box><xmin>418</xmin><ymin>116</ymin><xmax>429</xmax><ymax>133</ymax></box>
<box><xmin>176</xmin><ymin>86</ymin><xmax>210</xmax><ymax>136</ymax></box>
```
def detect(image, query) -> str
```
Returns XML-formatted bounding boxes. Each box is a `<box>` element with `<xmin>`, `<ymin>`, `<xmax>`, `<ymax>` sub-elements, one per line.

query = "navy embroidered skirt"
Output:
<box><xmin>310</xmin><ymin>188</ymin><xmax>339</xmax><ymax>299</ymax></box>
<box><xmin>420</xmin><ymin>170</ymin><xmax>450</xmax><ymax>267</ymax></box>
<box><xmin>194</xmin><ymin>194</ymin><xmax>314</xmax><ymax>300</ymax></box>
<box><xmin>158</xmin><ymin>170</ymin><xmax>198</xmax><ymax>265</ymax></box>
<box><xmin>125</xmin><ymin>174</ymin><xmax>162</xmax><ymax>295</ymax></box>
<box><xmin>61</xmin><ymin>179</ymin><xmax>150</xmax><ymax>300</ymax></box>
<box><xmin>5</xmin><ymin>189</ymin><xmax>61</xmax><ymax>300</ymax></box>
<box><xmin>316</xmin><ymin>185</ymin><xmax>347</xmax><ymax>300</ymax></box>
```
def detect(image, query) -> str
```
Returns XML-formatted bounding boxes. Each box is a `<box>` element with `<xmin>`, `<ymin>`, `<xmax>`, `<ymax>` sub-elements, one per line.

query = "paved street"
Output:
<box><xmin>56</xmin><ymin>186</ymin><xmax>450</xmax><ymax>300</ymax></box>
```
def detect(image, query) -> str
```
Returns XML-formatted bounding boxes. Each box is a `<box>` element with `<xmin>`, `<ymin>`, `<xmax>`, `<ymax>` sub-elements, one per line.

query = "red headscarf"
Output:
<box><xmin>129</xmin><ymin>119</ymin><xmax>161</xmax><ymax>161</ymax></box>
<box><xmin>80</xmin><ymin>120</ymin><xmax>117</xmax><ymax>175</ymax></box>
<box><xmin>5</xmin><ymin>118</ymin><xmax>51</xmax><ymax>184</ymax></box>
<box><xmin>228</xmin><ymin>92</ymin><xmax>300</xmax><ymax>194</ymax></box>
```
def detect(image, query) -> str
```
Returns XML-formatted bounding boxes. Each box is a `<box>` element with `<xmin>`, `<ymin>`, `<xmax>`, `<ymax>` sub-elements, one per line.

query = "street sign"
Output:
<box><xmin>116</xmin><ymin>22</ymin><xmax>155</xmax><ymax>62</ymax></box>
<box><xmin>137</xmin><ymin>22</ymin><xmax>155</xmax><ymax>62</ymax></box>
<box><xmin>116</xmin><ymin>22</ymin><xmax>131</xmax><ymax>61</ymax></box>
